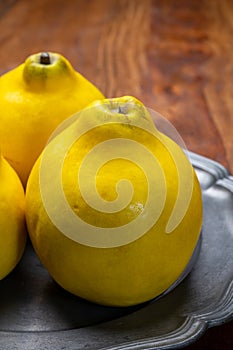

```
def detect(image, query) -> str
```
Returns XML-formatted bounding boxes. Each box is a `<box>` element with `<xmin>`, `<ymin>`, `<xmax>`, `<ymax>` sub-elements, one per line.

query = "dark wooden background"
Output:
<box><xmin>0</xmin><ymin>0</ymin><xmax>232</xmax><ymax>349</ymax></box>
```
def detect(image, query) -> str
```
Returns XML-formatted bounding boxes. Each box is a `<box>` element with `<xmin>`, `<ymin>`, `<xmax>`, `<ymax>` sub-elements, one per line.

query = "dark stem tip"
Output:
<box><xmin>40</xmin><ymin>52</ymin><xmax>51</xmax><ymax>65</ymax></box>
<box><xmin>118</xmin><ymin>106</ymin><xmax>126</xmax><ymax>114</ymax></box>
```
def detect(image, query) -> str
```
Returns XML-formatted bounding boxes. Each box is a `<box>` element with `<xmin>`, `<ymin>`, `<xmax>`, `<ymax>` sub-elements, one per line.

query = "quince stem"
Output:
<box><xmin>40</xmin><ymin>52</ymin><xmax>51</xmax><ymax>65</ymax></box>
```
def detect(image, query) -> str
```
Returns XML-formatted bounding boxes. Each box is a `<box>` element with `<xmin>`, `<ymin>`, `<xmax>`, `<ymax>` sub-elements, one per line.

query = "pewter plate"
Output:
<box><xmin>0</xmin><ymin>152</ymin><xmax>232</xmax><ymax>350</ymax></box>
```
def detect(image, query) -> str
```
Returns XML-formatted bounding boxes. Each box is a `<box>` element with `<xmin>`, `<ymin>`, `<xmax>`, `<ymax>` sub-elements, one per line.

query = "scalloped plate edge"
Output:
<box><xmin>186</xmin><ymin>151</ymin><xmax>230</xmax><ymax>180</ymax></box>
<box><xmin>102</xmin><ymin>281</ymin><xmax>233</xmax><ymax>350</ymax></box>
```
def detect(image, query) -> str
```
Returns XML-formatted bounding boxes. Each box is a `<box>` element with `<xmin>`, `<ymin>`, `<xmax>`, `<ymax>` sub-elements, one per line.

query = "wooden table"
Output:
<box><xmin>0</xmin><ymin>0</ymin><xmax>232</xmax><ymax>349</ymax></box>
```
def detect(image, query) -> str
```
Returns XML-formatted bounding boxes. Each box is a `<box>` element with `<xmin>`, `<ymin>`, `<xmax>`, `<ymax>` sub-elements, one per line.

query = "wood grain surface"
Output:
<box><xmin>0</xmin><ymin>0</ymin><xmax>232</xmax><ymax>349</ymax></box>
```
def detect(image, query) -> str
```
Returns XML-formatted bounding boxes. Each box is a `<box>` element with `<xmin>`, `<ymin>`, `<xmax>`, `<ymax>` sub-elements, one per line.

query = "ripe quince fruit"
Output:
<box><xmin>25</xmin><ymin>96</ymin><xmax>202</xmax><ymax>306</ymax></box>
<box><xmin>0</xmin><ymin>154</ymin><xmax>27</xmax><ymax>280</ymax></box>
<box><xmin>0</xmin><ymin>52</ymin><xmax>104</xmax><ymax>186</ymax></box>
